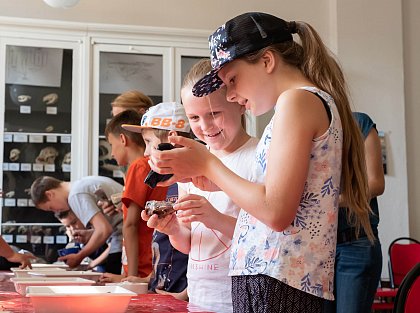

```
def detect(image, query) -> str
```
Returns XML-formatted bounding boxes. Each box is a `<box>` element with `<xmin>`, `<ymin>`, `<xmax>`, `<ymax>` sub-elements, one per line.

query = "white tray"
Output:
<box><xmin>28</xmin><ymin>270</ymin><xmax>102</xmax><ymax>282</ymax></box>
<box><xmin>10</xmin><ymin>277</ymin><xmax>95</xmax><ymax>296</ymax></box>
<box><xmin>11</xmin><ymin>267</ymin><xmax>67</xmax><ymax>278</ymax></box>
<box><xmin>106</xmin><ymin>282</ymin><xmax>148</xmax><ymax>294</ymax></box>
<box><xmin>30</xmin><ymin>263</ymin><xmax>69</xmax><ymax>269</ymax></box>
<box><xmin>27</xmin><ymin>286</ymin><xmax>135</xmax><ymax>313</ymax></box>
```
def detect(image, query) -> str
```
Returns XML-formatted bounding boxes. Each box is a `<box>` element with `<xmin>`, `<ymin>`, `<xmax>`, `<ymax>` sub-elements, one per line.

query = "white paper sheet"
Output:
<box><xmin>6</xmin><ymin>46</ymin><xmax>63</xmax><ymax>87</ymax></box>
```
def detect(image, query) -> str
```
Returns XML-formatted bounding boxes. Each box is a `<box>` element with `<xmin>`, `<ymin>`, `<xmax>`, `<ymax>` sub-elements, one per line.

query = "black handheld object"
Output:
<box><xmin>144</xmin><ymin>143</ymin><xmax>175</xmax><ymax>188</ymax></box>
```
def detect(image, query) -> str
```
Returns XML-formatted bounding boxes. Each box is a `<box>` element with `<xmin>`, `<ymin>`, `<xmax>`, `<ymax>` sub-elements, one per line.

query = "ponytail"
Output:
<box><xmin>244</xmin><ymin>21</ymin><xmax>374</xmax><ymax>242</ymax></box>
<box><xmin>296</xmin><ymin>21</ymin><xmax>373</xmax><ymax>242</ymax></box>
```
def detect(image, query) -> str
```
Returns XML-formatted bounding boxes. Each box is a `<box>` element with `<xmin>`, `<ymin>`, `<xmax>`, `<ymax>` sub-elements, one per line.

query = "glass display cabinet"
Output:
<box><xmin>0</xmin><ymin>38</ymin><xmax>85</xmax><ymax>262</ymax></box>
<box><xmin>92</xmin><ymin>44</ymin><xmax>170</xmax><ymax>184</ymax></box>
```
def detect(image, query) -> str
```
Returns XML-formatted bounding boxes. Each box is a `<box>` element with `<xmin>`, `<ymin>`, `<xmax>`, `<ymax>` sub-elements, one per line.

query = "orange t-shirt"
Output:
<box><xmin>121</xmin><ymin>157</ymin><xmax>167</xmax><ymax>277</ymax></box>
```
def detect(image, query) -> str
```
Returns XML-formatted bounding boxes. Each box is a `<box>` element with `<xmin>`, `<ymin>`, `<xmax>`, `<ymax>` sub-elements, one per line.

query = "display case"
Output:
<box><xmin>0</xmin><ymin>37</ymin><xmax>85</xmax><ymax>262</ymax></box>
<box><xmin>92</xmin><ymin>44</ymin><xmax>170</xmax><ymax>183</ymax></box>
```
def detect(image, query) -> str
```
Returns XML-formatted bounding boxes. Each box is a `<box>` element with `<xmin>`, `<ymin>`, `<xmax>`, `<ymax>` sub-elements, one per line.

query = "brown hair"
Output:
<box><xmin>31</xmin><ymin>176</ymin><xmax>62</xmax><ymax>206</ymax></box>
<box><xmin>182</xmin><ymin>58</ymin><xmax>246</xmax><ymax>128</ymax></box>
<box><xmin>244</xmin><ymin>21</ymin><xmax>372</xmax><ymax>241</ymax></box>
<box><xmin>54</xmin><ymin>209</ymin><xmax>73</xmax><ymax>220</ymax></box>
<box><xmin>111</xmin><ymin>90</ymin><xmax>153</xmax><ymax>114</ymax></box>
<box><xmin>105</xmin><ymin>110</ymin><xmax>145</xmax><ymax>147</ymax></box>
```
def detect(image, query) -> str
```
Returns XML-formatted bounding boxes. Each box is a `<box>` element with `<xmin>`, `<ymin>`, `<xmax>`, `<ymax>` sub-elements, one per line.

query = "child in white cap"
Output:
<box><xmin>121</xmin><ymin>102</ymin><xmax>190</xmax><ymax>298</ymax></box>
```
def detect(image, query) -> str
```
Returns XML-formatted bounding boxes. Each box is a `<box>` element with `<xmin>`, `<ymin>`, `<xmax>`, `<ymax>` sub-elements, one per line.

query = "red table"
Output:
<box><xmin>0</xmin><ymin>272</ymin><xmax>213</xmax><ymax>313</ymax></box>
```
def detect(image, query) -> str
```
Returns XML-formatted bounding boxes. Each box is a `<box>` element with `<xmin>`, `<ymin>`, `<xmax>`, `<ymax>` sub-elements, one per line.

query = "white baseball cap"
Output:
<box><xmin>122</xmin><ymin>102</ymin><xmax>190</xmax><ymax>133</ymax></box>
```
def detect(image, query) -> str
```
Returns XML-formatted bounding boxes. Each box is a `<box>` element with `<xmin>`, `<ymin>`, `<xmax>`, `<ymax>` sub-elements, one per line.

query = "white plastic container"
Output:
<box><xmin>10</xmin><ymin>277</ymin><xmax>95</xmax><ymax>296</ymax></box>
<box><xmin>31</xmin><ymin>263</ymin><xmax>69</xmax><ymax>269</ymax></box>
<box><xmin>28</xmin><ymin>270</ymin><xmax>102</xmax><ymax>282</ymax></box>
<box><xmin>106</xmin><ymin>281</ymin><xmax>148</xmax><ymax>294</ymax></box>
<box><xmin>11</xmin><ymin>267</ymin><xmax>67</xmax><ymax>278</ymax></box>
<box><xmin>26</xmin><ymin>286</ymin><xmax>135</xmax><ymax>313</ymax></box>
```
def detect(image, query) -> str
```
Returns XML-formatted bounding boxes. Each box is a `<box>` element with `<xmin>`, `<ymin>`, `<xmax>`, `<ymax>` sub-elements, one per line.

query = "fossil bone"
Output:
<box><xmin>9</xmin><ymin>148</ymin><xmax>21</xmax><ymax>162</ymax></box>
<box><xmin>17</xmin><ymin>95</ymin><xmax>32</xmax><ymax>103</ymax></box>
<box><xmin>42</xmin><ymin>93</ymin><xmax>59</xmax><ymax>105</ymax></box>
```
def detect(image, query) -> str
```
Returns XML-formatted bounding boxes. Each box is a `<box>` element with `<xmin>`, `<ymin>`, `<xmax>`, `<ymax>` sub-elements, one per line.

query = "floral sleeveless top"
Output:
<box><xmin>229</xmin><ymin>87</ymin><xmax>342</xmax><ymax>300</ymax></box>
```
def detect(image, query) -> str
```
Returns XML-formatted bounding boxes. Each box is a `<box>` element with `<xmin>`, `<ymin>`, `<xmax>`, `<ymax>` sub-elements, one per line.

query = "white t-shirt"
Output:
<box><xmin>178</xmin><ymin>137</ymin><xmax>258</xmax><ymax>313</ymax></box>
<box><xmin>68</xmin><ymin>176</ymin><xmax>124</xmax><ymax>254</ymax></box>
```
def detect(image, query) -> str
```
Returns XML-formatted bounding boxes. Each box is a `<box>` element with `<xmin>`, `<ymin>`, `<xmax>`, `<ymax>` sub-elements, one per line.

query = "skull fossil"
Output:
<box><xmin>9</xmin><ymin>148</ymin><xmax>21</xmax><ymax>162</ymax></box>
<box><xmin>62</xmin><ymin>152</ymin><xmax>71</xmax><ymax>165</ymax></box>
<box><xmin>35</xmin><ymin>146</ymin><xmax>59</xmax><ymax>164</ymax></box>
<box><xmin>99</xmin><ymin>139</ymin><xmax>112</xmax><ymax>161</ymax></box>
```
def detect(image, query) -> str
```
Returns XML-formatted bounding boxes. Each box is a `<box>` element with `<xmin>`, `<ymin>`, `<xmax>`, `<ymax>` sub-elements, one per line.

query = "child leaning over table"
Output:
<box><xmin>121</xmin><ymin>102</ymin><xmax>190</xmax><ymax>299</ymax></box>
<box><xmin>55</xmin><ymin>209</ymin><xmax>110</xmax><ymax>272</ymax></box>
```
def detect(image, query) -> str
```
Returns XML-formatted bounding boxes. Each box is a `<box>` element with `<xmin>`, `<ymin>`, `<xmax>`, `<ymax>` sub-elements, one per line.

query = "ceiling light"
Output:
<box><xmin>43</xmin><ymin>0</ymin><xmax>80</xmax><ymax>9</ymax></box>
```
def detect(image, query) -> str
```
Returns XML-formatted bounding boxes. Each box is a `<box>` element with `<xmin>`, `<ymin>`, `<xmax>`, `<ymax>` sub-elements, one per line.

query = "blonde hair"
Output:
<box><xmin>182</xmin><ymin>59</ymin><xmax>212</xmax><ymax>90</ymax></box>
<box><xmin>111</xmin><ymin>90</ymin><xmax>153</xmax><ymax>114</ymax></box>
<box><xmin>182</xmin><ymin>58</ymin><xmax>246</xmax><ymax>128</ymax></box>
<box><xmin>245</xmin><ymin>21</ymin><xmax>373</xmax><ymax>241</ymax></box>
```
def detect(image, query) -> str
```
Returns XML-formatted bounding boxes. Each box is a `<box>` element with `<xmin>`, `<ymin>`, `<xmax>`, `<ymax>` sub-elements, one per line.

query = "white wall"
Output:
<box><xmin>403</xmin><ymin>0</ymin><xmax>420</xmax><ymax>243</ymax></box>
<box><xmin>334</xmin><ymin>0</ymin><xmax>409</xmax><ymax>278</ymax></box>
<box><xmin>0</xmin><ymin>0</ymin><xmax>331</xmax><ymax>38</ymax></box>
<box><xmin>1</xmin><ymin>0</ymin><xmax>417</xmax><ymax>279</ymax></box>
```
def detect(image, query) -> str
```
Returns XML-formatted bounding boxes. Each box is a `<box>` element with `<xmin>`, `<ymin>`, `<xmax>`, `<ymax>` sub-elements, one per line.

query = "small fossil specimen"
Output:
<box><xmin>42</xmin><ymin>93</ymin><xmax>59</xmax><ymax>105</ymax></box>
<box><xmin>17</xmin><ymin>95</ymin><xmax>32</xmax><ymax>103</ymax></box>
<box><xmin>144</xmin><ymin>201</ymin><xmax>175</xmax><ymax>219</ymax></box>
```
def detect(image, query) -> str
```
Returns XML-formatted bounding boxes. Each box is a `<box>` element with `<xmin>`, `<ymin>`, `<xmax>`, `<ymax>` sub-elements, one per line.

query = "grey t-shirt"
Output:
<box><xmin>68</xmin><ymin>176</ymin><xmax>123</xmax><ymax>254</ymax></box>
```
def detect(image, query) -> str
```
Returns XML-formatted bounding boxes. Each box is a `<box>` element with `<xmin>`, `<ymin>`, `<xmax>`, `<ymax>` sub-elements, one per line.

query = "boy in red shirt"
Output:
<box><xmin>103</xmin><ymin>110</ymin><xmax>167</xmax><ymax>281</ymax></box>
<box><xmin>121</xmin><ymin>102</ymin><xmax>191</xmax><ymax>297</ymax></box>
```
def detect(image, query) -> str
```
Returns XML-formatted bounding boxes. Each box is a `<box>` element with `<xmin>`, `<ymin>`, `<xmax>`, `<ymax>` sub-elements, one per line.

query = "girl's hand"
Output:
<box><xmin>148</xmin><ymin>136</ymin><xmax>215</xmax><ymax>186</ymax></box>
<box><xmin>140</xmin><ymin>209</ymin><xmax>180</xmax><ymax>236</ymax></box>
<box><xmin>174</xmin><ymin>194</ymin><xmax>221</xmax><ymax>230</ymax></box>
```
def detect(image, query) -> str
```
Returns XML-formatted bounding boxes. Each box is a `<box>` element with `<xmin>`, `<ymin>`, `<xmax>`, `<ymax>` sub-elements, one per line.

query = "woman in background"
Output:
<box><xmin>111</xmin><ymin>90</ymin><xmax>153</xmax><ymax>116</ymax></box>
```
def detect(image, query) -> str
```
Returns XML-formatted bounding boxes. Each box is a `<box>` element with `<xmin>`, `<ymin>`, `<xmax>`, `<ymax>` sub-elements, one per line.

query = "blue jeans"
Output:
<box><xmin>323</xmin><ymin>237</ymin><xmax>382</xmax><ymax>313</ymax></box>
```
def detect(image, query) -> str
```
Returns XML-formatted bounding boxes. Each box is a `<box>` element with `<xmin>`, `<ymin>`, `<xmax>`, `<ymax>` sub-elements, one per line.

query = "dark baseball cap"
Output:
<box><xmin>192</xmin><ymin>12</ymin><xmax>296</xmax><ymax>97</ymax></box>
